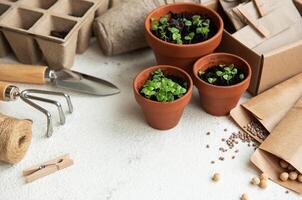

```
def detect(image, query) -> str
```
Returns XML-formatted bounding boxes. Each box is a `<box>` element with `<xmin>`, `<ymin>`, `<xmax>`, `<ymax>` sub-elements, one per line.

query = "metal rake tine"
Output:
<box><xmin>23</xmin><ymin>89</ymin><xmax>73</xmax><ymax>113</ymax></box>
<box><xmin>21</xmin><ymin>92</ymin><xmax>66</xmax><ymax>125</ymax></box>
<box><xmin>20</xmin><ymin>95</ymin><xmax>53</xmax><ymax>138</ymax></box>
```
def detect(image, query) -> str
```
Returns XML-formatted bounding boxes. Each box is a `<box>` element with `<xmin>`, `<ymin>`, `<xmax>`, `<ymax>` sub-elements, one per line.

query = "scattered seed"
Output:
<box><xmin>246</xmin><ymin>121</ymin><xmax>269</xmax><ymax>140</ymax></box>
<box><xmin>289</xmin><ymin>171</ymin><xmax>298</xmax><ymax>181</ymax></box>
<box><xmin>259</xmin><ymin>179</ymin><xmax>268</xmax><ymax>189</ymax></box>
<box><xmin>235</xmin><ymin>149</ymin><xmax>239</xmax><ymax>153</ymax></box>
<box><xmin>221</xmin><ymin>138</ymin><xmax>226</xmax><ymax>142</ymax></box>
<box><xmin>280</xmin><ymin>160</ymin><xmax>289</xmax><ymax>169</ymax></box>
<box><xmin>280</xmin><ymin>172</ymin><xmax>289</xmax><ymax>182</ymax></box>
<box><xmin>241</xmin><ymin>193</ymin><xmax>249</xmax><ymax>200</ymax></box>
<box><xmin>251</xmin><ymin>177</ymin><xmax>260</xmax><ymax>185</ymax></box>
<box><xmin>225</xmin><ymin>130</ymin><xmax>258</xmax><ymax>150</ymax></box>
<box><xmin>219</xmin><ymin>157</ymin><xmax>225</xmax><ymax>161</ymax></box>
<box><xmin>224</xmin><ymin>128</ymin><xmax>227</xmax><ymax>132</ymax></box>
<box><xmin>285</xmin><ymin>190</ymin><xmax>289</xmax><ymax>194</ymax></box>
<box><xmin>206</xmin><ymin>145</ymin><xmax>210</xmax><ymax>148</ymax></box>
<box><xmin>212</xmin><ymin>173</ymin><xmax>220</xmax><ymax>182</ymax></box>
<box><xmin>211</xmin><ymin>161</ymin><xmax>215</xmax><ymax>164</ymax></box>
<box><xmin>288</xmin><ymin>165</ymin><xmax>295</xmax><ymax>171</ymax></box>
<box><xmin>206</xmin><ymin>132</ymin><xmax>211</xmax><ymax>135</ymax></box>
<box><xmin>298</xmin><ymin>175</ymin><xmax>302</xmax><ymax>183</ymax></box>
<box><xmin>232</xmin><ymin>156</ymin><xmax>235</xmax><ymax>159</ymax></box>
<box><xmin>260</xmin><ymin>173</ymin><xmax>268</xmax><ymax>181</ymax></box>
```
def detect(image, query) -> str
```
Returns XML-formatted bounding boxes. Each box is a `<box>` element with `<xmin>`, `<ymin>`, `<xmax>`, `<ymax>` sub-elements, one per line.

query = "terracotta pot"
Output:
<box><xmin>133</xmin><ymin>65</ymin><xmax>193</xmax><ymax>130</ymax></box>
<box><xmin>193</xmin><ymin>53</ymin><xmax>251</xmax><ymax>116</ymax></box>
<box><xmin>145</xmin><ymin>3</ymin><xmax>224</xmax><ymax>73</ymax></box>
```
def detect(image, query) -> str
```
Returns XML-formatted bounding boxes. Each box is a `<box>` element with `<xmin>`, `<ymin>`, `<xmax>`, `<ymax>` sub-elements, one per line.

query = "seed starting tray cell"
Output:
<box><xmin>0</xmin><ymin>0</ymin><xmax>109</xmax><ymax>69</ymax></box>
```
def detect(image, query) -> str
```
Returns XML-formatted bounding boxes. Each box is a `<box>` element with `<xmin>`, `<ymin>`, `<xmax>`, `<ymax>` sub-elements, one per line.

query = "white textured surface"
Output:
<box><xmin>0</xmin><ymin>40</ymin><xmax>300</xmax><ymax>200</ymax></box>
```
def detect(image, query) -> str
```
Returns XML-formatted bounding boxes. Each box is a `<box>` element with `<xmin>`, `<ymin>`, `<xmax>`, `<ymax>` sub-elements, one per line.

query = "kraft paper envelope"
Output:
<box><xmin>219</xmin><ymin>0</ymin><xmax>247</xmax><ymax>30</ymax></box>
<box><xmin>232</xmin><ymin>0</ymin><xmax>302</xmax><ymax>54</ymax></box>
<box><xmin>232</xmin><ymin>7</ymin><xmax>293</xmax><ymax>49</ymax></box>
<box><xmin>251</xmin><ymin>97</ymin><xmax>302</xmax><ymax>194</ymax></box>
<box><xmin>230</xmin><ymin>73</ymin><xmax>302</xmax><ymax>142</ymax></box>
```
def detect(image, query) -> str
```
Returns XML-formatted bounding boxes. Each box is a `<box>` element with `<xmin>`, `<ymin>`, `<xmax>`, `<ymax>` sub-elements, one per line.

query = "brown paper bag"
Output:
<box><xmin>232</xmin><ymin>7</ymin><xmax>292</xmax><ymax>49</ymax></box>
<box><xmin>219</xmin><ymin>0</ymin><xmax>247</xmax><ymax>30</ymax></box>
<box><xmin>232</xmin><ymin>0</ymin><xmax>302</xmax><ymax>54</ymax></box>
<box><xmin>251</xmin><ymin>97</ymin><xmax>302</xmax><ymax>194</ymax></box>
<box><xmin>230</xmin><ymin>73</ymin><xmax>302</xmax><ymax>142</ymax></box>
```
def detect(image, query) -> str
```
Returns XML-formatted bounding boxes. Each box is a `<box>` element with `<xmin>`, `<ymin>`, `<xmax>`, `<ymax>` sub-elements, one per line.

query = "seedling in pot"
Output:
<box><xmin>150</xmin><ymin>12</ymin><xmax>217</xmax><ymax>45</ymax></box>
<box><xmin>198</xmin><ymin>64</ymin><xmax>245</xmax><ymax>86</ymax></box>
<box><xmin>140</xmin><ymin>69</ymin><xmax>187</xmax><ymax>102</ymax></box>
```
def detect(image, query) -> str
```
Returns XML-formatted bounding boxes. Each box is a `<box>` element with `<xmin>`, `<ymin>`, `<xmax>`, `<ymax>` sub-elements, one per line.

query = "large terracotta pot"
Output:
<box><xmin>133</xmin><ymin>65</ymin><xmax>193</xmax><ymax>130</ymax></box>
<box><xmin>193</xmin><ymin>53</ymin><xmax>252</xmax><ymax>116</ymax></box>
<box><xmin>145</xmin><ymin>3</ymin><xmax>224</xmax><ymax>73</ymax></box>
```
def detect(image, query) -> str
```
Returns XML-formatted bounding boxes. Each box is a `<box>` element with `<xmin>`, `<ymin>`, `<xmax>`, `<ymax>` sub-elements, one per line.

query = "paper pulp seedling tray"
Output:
<box><xmin>0</xmin><ymin>0</ymin><xmax>109</xmax><ymax>69</ymax></box>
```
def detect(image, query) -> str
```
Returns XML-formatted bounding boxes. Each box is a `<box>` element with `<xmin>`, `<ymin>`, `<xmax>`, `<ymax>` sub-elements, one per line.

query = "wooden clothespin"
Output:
<box><xmin>23</xmin><ymin>154</ymin><xmax>74</xmax><ymax>183</ymax></box>
<box><xmin>234</xmin><ymin>4</ymin><xmax>270</xmax><ymax>38</ymax></box>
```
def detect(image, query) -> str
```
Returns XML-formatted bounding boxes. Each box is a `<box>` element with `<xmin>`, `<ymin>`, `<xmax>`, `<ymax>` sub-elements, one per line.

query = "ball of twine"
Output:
<box><xmin>0</xmin><ymin>114</ymin><xmax>32</xmax><ymax>164</ymax></box>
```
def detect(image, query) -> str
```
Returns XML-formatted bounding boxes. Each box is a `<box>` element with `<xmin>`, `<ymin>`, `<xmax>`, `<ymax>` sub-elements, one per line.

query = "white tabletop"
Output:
<box><xmin>0</xmin><ymin>39</ymin><xmax>300</xmax><ymax>200</ymax></box>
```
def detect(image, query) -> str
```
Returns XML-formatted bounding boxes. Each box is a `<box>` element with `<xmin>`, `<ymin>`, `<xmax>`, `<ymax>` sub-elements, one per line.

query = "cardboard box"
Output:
<box><xmin>205</xmin><ymin>0</ymin><xmax>302</xmax><ymax>95</ymax></box>
<box><xmin>0</xmin><ymin>0</ymin><xmax>109</xmax><ymax>69</ymax></box>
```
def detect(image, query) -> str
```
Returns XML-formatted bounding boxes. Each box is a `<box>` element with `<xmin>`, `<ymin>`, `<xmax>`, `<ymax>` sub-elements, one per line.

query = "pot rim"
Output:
<box><xmin>145</xmin><ymin>2</ymin><xmax>224</xmax><ymax>48</ymax></box>
<box><xmin>193</xmin><ymin>52</ymin><xmax>252</xmax><ymax>89</ymax></box>
<box><xmin>133</xmin><ymin>65</ymin><xmax>193</xmax><ymax>105</ymax></box>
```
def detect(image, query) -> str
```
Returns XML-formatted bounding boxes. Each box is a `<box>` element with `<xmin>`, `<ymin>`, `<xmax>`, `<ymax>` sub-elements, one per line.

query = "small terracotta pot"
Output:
<box><xmin>133</xmin><ymin>65</ymin><xmax>193</xmax><ymax>130</ymax></box>
<box><xmin>145</xmin><ymin>3</ymin><xmax>224</xmax><ymax>73</ymax></box>
<box><xmin>193</xmin><ymin>53</ymin><xmax>251</xmax><ymax>116</ymax></box>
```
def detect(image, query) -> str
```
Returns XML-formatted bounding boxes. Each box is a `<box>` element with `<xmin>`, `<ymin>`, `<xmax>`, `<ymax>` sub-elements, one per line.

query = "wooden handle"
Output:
<box><xmin>0</xmin><ymin>81</ymin><xmax>15</xmax><ymax>101</ymax></box>
<box><xmin>0</xmin><ymin>64</ymin><xmax>47</xmax><ymax>84</ymax></box>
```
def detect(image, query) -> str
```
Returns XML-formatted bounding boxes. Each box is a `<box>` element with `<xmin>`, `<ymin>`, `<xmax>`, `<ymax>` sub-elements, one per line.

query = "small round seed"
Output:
<box><xmin>251</xmin><ymin>177</ymin><xmax>260</xmax><ymax>185</ymax></box>
<box><xmin>259</xmin><ymin>179</ymin><xmax>268</xmax><ymax>189</ymax></box>
<box><xmin>260</xmin><ymin>173</ymin><xmax>268</xmax><ymax>180</ymax></box>
<box><xmin>298</xmin><ymin>174</ymin><xmax>302</xmax><ymax>183</ymax></box>
<box><xmin>212</xmin><ymin>173</ymin><xmax>220</xmax><ymax>182</ymax></box>
<box><xmin>288</xmin><ymin>165</ymin><xmax>295</xmax><ymax>171</ymax></box>
<box><xmin>279</xmin><ymin>160</ymin><xmax>289</xmax><ymax>169</ymax></box>
<box><xmin>280</xmin><ymin>172</ymin><xmax>289</xmax><ymax>182</ymax></box>
<box><xmin>289</xmin><ymin>171</ymin><xmax>298</xmax><ymax>181</ymax></box>
<box><xmin>241</xmin><ymin>193</ymin><xmax>249</xmax><ymax>200</ymax></box>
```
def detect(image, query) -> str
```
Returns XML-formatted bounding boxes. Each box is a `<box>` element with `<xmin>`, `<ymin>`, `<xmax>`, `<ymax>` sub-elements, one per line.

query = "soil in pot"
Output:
<box><xmin>193</xmin><ymin>53</ymin><xmax>251</xmax><ymax>116</ymax></box>
<box><xmin>134</xmin><ymin>65</ymin><xmax>193</xmax><ymax>130</ymax></box>
<box><xmin>150</xmin><ymin>12</ymin><xmax>218</xmax><ymax>45</ymax></box>
<box><xmin>198</xmin><ymin>64</ymin><xmax>246</xmax><ymax>86</ymax></box>
<box><xmin>145</xmin><ymin>3</ymin><xmax>224</xmax><ymax>72</ymax></box>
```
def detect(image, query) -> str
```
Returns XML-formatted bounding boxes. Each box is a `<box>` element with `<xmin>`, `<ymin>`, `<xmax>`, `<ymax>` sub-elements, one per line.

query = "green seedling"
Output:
<box><xmin>198</xmin><ymin>64</ymin><xmax>245</xmax><ymax>86</ymax></box>
<box><xmin>140</xmin><ymin>69</ymin><xmax>187</xmax><ymax>102</ymax></box>
<box><xmin>150</xmin><ymin>12</ymin><xmax>214</xmax><ymax>44</ymax></box>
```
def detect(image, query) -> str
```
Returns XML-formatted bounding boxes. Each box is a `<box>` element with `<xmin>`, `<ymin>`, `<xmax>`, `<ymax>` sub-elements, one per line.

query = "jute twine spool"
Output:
<box><xmin>0</xmin><ymin>114</ymin><xmax>32</xmax><ymax>164</ymax></box>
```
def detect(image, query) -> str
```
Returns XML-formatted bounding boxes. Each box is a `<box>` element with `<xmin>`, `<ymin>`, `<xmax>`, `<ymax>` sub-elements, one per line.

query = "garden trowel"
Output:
<box><xmin>0</xmin><ymin>64</ymin><xmax>120</xmax><ymax>96</ymax></box>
